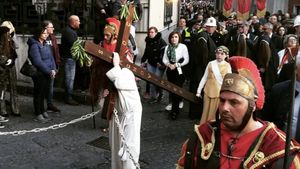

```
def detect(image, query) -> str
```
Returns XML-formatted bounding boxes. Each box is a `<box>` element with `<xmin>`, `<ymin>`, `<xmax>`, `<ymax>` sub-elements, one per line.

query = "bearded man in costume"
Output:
<box><xmin>176</xmin><ymin>57</ymin><xmax>300</xmax><ymax>169</ymax></box>
<box><xmin>89</xmin><ymin>17</ymin><xmax>121</xmax><ymax>133</ymax></box>
<box><xmin>90</xmin><ymin>17</ymin><xmax>120</xmax><ymax>108</ymax></box>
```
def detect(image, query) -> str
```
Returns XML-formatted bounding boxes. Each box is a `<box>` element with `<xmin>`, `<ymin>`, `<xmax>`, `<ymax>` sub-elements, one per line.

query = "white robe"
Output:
<box><xmin>106</xmin><ymin>65</ymin><xmax>142</xmax><ymax>169</ymax></box>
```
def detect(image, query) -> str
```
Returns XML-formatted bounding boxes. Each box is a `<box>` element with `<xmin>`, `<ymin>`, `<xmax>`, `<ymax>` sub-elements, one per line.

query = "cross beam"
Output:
<box><xmin>84</xmin><ymin>41</ymin><xmax>199</xmax><ymax>103</ymax></box>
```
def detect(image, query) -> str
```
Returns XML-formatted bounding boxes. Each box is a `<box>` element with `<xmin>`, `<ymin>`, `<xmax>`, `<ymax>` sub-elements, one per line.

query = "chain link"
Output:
<box><xmin>0</xmin><ymin>108</ymin><xmax>140</xmax><ymax>168</ymax></box>
<box><xmin>112</xmin><ymin>108</ymin><xmax>141</xmax><ymax>169</ymax></box>
<box><xmin>0</xmin><ymin>110</ymin><xmax>100</xmax><ymax>136</ymax></box>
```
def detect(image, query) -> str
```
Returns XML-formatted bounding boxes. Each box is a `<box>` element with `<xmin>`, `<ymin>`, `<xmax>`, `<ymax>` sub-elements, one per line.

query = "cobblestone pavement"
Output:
<box><xmin>0</xmin><ymin>87</ymin><xmax>199</xmax><ymax>169</ymax></box>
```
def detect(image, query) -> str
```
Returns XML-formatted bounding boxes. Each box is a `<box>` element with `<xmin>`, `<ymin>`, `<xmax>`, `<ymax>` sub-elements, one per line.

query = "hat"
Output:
<box><xmin>294</xmin><ymin>15</ymin><xmax>300</xmax><ymax>27</ymax></box>
<box><xmin>0</xmin><ymin>21</ymin><xmax>15</xmax><ymax>34</ymax></box>
<box><xmin>221</xmin><ymin>56</ymin><xmax>265</xmax><ymax>109</ymax></box>
<box><xmin>205</xmin><ymin>17</ymin><xmax>217</xmax><ymax>27</ymax></box>
<box><xmin>104</xmin><ymin>17</ymin><xmax>120</xmax><ymax>37</ymax></box>
<box><xmin>216</xmin><ymin>45</ymin><xmax>229</xmax><ymax>55</ymax></box>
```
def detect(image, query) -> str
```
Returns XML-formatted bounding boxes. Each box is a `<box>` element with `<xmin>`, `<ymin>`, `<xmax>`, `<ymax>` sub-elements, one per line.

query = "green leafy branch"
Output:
<box><xmin>120</xmin><ymin>2</ymin><xmax>139</xmax><ymax>21</ymax></box>
<box><xmin>70</xmin><ymin>39</ymin><xmax>92</xmax><ymax>67</ymax></box>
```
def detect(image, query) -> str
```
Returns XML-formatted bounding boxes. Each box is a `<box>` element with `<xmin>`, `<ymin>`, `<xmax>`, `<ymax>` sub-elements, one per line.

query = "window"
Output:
<box><xmin>135</xmin><ymin>0</ymin><xmax>149</xmax><ymax>33</ymax></box>
<box><xmin>164</xmin><ymin>0</ymin><xmax>173</xmax><ymax>26</ymax></box>
<box><xmin>296</xmin><ymin>5</ymin><xmax>300</xmax><ymax>15</ymax></box>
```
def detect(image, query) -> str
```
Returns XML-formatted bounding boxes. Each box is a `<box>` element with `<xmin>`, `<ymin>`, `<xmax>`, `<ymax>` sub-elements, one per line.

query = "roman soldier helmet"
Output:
<box><xmin>220</xmin><ymin>56</ymin><xmax>265</xmax><ymax>110</ymax></box>
<box><xmin>104</xmin><ymin>17</ymin><xmax>120</xmax><ymax>39</ymax></box>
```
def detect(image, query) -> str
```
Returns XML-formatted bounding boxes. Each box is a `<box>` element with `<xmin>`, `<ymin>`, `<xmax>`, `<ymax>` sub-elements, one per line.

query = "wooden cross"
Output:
<box><xmin>85</xmin><ymin>41</ymin><xmax>199</xmax><ymax>103</ymax></box>
<box><xmin>84</xmin><ymin>4</ymin><xmax>199</xmax><ymax>117</ymax></box>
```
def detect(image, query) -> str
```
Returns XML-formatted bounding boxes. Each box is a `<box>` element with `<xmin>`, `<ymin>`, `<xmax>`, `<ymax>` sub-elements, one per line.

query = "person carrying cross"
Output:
<box><xmin>104</xmin><ymin>52</ymin><xmax>142</xmax><ymax>169</ymax></box>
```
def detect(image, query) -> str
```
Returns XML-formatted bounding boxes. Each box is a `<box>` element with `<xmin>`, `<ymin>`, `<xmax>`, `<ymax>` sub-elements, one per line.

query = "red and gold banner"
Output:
<box><xmin>237</xmin><ymin>0</ymin><xmax>251</xmax><ymax>21</ymax></box>
<box><xmin>256</xmin><ymin>0</ymin><xmax>267</xmax><ymax>18</ymax></box>
<box><xmin>223</xmin><ymin>0</ymin><xmax>233</xmax><ymax>18</ymax></box>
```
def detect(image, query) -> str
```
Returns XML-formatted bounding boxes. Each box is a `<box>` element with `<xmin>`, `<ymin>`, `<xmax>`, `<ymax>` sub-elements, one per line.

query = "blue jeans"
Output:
<box><xmin>147</xmin><ymin>63</ymin><xmax>164</xmax><ymax>98</ymax></box>
<box><xmin>64</xmin><ymin>58</ymin><xmax>76</xmax><ymax>99</ymax></box>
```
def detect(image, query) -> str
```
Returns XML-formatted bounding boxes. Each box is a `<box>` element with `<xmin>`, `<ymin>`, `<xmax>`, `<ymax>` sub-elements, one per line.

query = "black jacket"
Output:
<box><xmin>141</xmin><ymin>32</ymin><xmax>167</xmax><ymax>66</ymax></box>
<box><xmin>61</xmin><ymin>25</ymin><xmax>78</xmax><ymax>58</ymax></box>
<box><xmin>261</xmin><ymin>80</ymin><xmax>292</xmax><ymax>130</ymax></box>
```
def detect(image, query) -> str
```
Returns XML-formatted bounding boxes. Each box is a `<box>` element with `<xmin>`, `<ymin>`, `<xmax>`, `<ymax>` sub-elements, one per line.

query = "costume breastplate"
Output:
<box><xmin>184</xmin><ymin>122</ymin><xmax>300</xmax><ymax>169</ymax></box>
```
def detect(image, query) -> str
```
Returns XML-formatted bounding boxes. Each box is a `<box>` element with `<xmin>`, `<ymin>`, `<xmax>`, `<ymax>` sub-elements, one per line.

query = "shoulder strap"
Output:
<box><xmin>242</xmin><ymin>124</ymin><xmax>297</xmax><ymax>169</ymax></box>
<box><xmin>184</xmin><ymin>121</ymin><xmax>220</xmax><ymax>169</ymax></box>
<box><xmin>184</xmin><ymin>132</ymin><xmax>199</xmax><ymax>169</ymax></box>
<box><xmin>241</xmin><ymin>126</ymin><xmax>265</xmax><ymax>169</ymax></box>
<box><xmin>196</xmin><ymin>121</ymin><xmax>220</xmax><ymax>169</ymax></box>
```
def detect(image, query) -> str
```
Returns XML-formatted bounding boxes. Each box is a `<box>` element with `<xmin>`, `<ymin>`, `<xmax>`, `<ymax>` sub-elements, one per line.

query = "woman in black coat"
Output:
<box><xmin>141</xmin><ymin>26</ymin><xmax>167</xmax><ymax>102</ymax></box>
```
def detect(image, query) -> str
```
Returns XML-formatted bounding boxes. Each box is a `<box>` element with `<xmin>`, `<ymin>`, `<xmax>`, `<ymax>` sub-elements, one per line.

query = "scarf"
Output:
<box><xmin>167</xmin><ymin>44</ymin><xmax>178</xmax><ymax>63</ymax></box>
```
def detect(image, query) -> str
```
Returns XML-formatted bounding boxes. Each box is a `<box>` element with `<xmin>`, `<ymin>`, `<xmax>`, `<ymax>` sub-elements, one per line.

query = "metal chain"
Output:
<box><xmin>0</xmin><ymin>108</ymin><xmax>140</xmax><ymax>168</ymax></box>
<box><xmin>112</xmin><ymin>108</ymin><xmax>141</xmax><ymax>169</ymax></box>
<box><xmin>0</xmin><ymin>110</ymin><xmax>100</xmax><ymax>136</ymax></box>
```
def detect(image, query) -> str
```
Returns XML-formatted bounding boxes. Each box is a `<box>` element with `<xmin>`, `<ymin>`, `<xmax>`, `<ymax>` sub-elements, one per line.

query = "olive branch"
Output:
<box><xmin>120</xmin><ymin>1</ymin><xmax>139</xmax><ymax>21</ymax></box>
<box><xmin>70</xmin><ymin>39</ymin><xmax>92</xmax><ymax>67</ymax></box>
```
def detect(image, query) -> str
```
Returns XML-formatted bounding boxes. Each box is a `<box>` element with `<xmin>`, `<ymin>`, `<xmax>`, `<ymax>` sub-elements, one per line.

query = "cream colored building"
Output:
<box><xmin>135</xmin><ymin>0</ymin><xmax>181</xmax><ymax>59</ymax></box>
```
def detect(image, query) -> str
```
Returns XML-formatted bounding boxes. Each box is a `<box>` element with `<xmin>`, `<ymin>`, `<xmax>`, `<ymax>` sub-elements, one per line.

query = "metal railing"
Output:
<box><xmin>0</xmin><ymin>0</ymin><xmax>97</xmax><ymax>37</ymax></box>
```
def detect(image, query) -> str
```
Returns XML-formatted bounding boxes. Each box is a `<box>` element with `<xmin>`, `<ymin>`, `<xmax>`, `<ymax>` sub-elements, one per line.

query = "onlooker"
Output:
<box><xmin>250</xmin><ymin>15</ymin><xmax>260</xmax><ymax>24</ymax></box>
<box><xmin>189</xmin><ymin>17</ymin><xmax>218</xmax><ymax>119</ymax></box>
<box><xmin>61</xmin><ymin>15</ymin><xmax>80</xmax><ymax>105</ymax></box>
<box><xmin>0</xmin><ymin>25</ymin><xmax>13</xmax><ymax>128</ymax></box>
<box><xmin>43</xmin><ymin>20</ymin><xmax>61</xmax><ymax>113</ymax></box>
<box><xmin>163</xmin><ymin>31</ymin><xmax>189</xmax><ymax>120</ymax></box>
<box><xmin>181</xmin><ymin>19</ymin><xmax>202</xmax><ymax>80</ymax></box>
<box><xmin>262</xmin><ymin>52</ymin><xmax>300</xmax><ymax>143</ymax></box>
<box><xmin>0</xmin><ymin>21</ymin><xmax>20</xmax><ymax>117</ymax></box>
<box><xmin>27</xmin><ymin>27</ymin><xmax>56</xmax><ymax>123</ymax></box>
<box><xmin>141</xmin><ymin>27</ymin><xmax>167</xmax><ymax>103</ymax></box>
<box><xmin>257</xmin><ymin>22</ymin><xmax>283</xmax><ymax>93</ymax></box>
<box><xmin>94</xmin><ymin>0</ymin><xmax>111</xmax><ymax>44</ymax></box>
<box><xmin>174</xmin><ymin>17</ymin><xmax>187</xmax><ymax>34</ymax></box>
<box><xmin>277</xmin><ymin>34</ymin><xmax>298</xmax><ymax>77</ymax></box>
<box><xmin>276</xmin><ymin>26</ymin><xmax>286</xmax><ymax>47</ymax></box>
<box><xmin>269</xmin><ymin>14</ymin><xmax>280</xmax><ymax>31</ymax></box>
<box><xmin>234</xmin><ymin>21</ymin><xmax>258</xmax><ymax>60</ymax></box>
<box><xmin>196</xmin><ymin>46</ymin><xmax>231</xmax><ymax>124</ymax></box>
<box><xmin>276</xmin><ymin>26</ymin><xmax>286</xmax><ymax>40</ymax></box>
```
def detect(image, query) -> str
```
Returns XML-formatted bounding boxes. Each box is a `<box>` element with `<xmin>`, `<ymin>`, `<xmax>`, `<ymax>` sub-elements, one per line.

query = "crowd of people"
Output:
<box><xmin>0</xmin><ymin>0</ymin><xmax>300</xmax><ymax>168</ymax></box>
<box><xmin>174</xmin><ymin>2</ymin><xmax>300</xmax><ymax>169</ymax></box>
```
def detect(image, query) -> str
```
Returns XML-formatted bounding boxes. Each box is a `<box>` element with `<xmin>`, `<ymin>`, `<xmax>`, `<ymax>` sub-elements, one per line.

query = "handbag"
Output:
<box><xmin>20</xmin><ymin>59</ymin><xmax>37</xmax><ymax>77</ymax></box>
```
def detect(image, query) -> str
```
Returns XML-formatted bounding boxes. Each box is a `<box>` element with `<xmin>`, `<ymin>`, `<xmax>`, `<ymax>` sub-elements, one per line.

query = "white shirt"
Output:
<box><xmin>162</xmin><ymin>43</ymin><xmax>189</xmax><ymax>67</ymax></box>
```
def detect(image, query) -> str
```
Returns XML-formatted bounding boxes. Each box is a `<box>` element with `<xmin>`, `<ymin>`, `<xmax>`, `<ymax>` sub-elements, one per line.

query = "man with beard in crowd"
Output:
<box><xmin>176</xmin><ymin>57</ymin><xmax>300</xmax><ymax>169</ymax></box>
